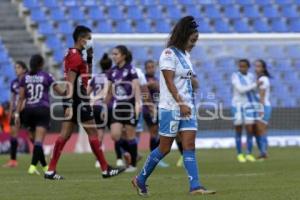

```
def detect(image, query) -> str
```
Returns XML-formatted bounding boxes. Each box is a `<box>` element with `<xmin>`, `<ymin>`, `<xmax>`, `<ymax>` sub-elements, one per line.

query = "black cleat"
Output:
<box><xmin>102</xmin><ymin>165</ymin><xmax>125</xmax><ymax>179</ymax></box>
<box><xmin>44</xmin><ymin>171</ymin><xmax>64</xmax><ymax>180</ymax></box>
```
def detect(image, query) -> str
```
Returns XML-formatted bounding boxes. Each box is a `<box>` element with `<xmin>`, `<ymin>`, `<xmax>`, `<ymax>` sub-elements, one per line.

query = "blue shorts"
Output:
<box><xmin>159</xmin><ymin>108</ymin><xmax>198</xmax><ymax>137</ymax></box>
<box><xmin>257</xmin><ymin>106</ymin><xmax>272</xmax><ymax>124</ymax></box>
<box><xmin>231</xmin><ymin>105</ymin><xmax>256</xmax><ymax>126</ymax></box>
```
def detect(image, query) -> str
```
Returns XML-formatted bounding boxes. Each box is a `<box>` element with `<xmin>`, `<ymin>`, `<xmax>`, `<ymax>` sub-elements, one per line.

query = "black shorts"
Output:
<box><xmin>110</xmin><ymin>103</ymin><xmax>137</xmax><ymax>126</ymax></box>
<box><xmin>143</xmin><ymin>111</ymin><xmax>158</xmax><ymax>127</ymax></box>
<box><xmin>63</xmin><ymin>98</ymin><xmax>94</xmax><ymax>124</ymax></box>
<box><xmin>93</xmin><ymin>105</ymin><xmax>110</xmax><ymax>129</ymax></box>
<box><xmin>22</xmin><ymin>107</ymin><xmax>50</xmax><ymax>131</ymax></box>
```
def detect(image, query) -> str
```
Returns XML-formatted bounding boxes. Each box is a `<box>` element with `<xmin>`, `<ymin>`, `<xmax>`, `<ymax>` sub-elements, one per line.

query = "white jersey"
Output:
<box><xmin>231</xmin><ymin>71</ymin><xmax>257</xmax><ymax>107</ymax></box>
<box><xmin>159</xmin><ymin>48</ymin><xmax>194</xmax><ymax>110</ymax></box>
<box><xmin>257</xmin><ymin>76</ymin><xmax>271</xmax><ymax>106</ymax></box>
<box><xmin>135</xmin><ymin>67</ymin><xmax>147</xmax><ymax>86</ymax></box>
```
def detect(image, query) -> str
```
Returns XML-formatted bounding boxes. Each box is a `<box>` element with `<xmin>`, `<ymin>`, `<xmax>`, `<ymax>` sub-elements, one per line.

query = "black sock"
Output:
<box><xmin>176</xmin><ymin>139</ymin><xmax>183</xmax><ymax>155</ymax></box>
<box><xmin>31</xmin><ymin>145</ymin><xmax>39</xmax><ymax>166</ymax></box>
<box><xmin>37</xmin><ymin>143</ymin><xmax>47</xmax><ymax>167</ymax></box>
<box><xmin>10</xmin><ymin>137</ymin><xmax>18</xmax><ymax>160</ymax></box>
<box><xmin>31</xmin><ymin>142</ymin><xmax>47</xmax><ymax>167</ymax></box>
<box><xmin>150</xmin><ymin>136</ymin><xmax>159</xmax><ymax>151</ymax></box>
<box><xmin>115</xmin><ymin>140</ymin><xmax>123</xmax><ymax>159</ymax></box>
<box><xmin>127</xmin><ymin>139</ymin><xmax>138</xmax><ymax>167</ymax></box>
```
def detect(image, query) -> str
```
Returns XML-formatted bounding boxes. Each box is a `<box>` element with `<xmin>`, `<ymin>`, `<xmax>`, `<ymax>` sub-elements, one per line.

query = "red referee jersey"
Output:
<box><xmin>63</xmin><ymin>48</ymin><xmax>89</xmax><ymax>89</ymax></box>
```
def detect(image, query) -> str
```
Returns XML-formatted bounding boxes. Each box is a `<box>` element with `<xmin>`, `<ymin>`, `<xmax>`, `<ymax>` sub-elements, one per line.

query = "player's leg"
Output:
<box><xmin>95</xmin><ymin>128</ymin><xmax>105</xmax><ymax>168</ymax></box>
<box><xmin>245</xmin><ymin>124</ymin><xmax>256</xmax><ymax>162</ymax></box>
<box><xmin>111</xmin><ymin>122</ymin><xmax>125</xmax><ymax>164</ymax></box>
<box><xmin>232</xmin><ymin>106</ymin><xmax>246</xmax><ymax>162</ymax></box>
<box><xmin>124</xmin><ymin>124</ymin><xmax>138</xmax><ymax>172</ymax></box>
<box><xmin>175</xmin><ymin>134</ymin><xmax>184</xmax><ymax>167</ymax></box>
<box><xmin>28</xmin><ymin>126</ymin><xmax>47</xmax><ymax>175</ymax></box>
<box><xmin>3</xmin><ymin>124</ymin><xmax>19</xmax><ymax>168</ymax></box>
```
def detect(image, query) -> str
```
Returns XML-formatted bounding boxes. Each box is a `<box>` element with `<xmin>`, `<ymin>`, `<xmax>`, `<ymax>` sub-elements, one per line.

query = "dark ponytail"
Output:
<box><xmin>115</xmin><ymin>45</ymin><xmax>132</xmax><ymax>64</ymax></box>
<box><xmin>167</xmin><ymin>16</ymin><xmax>199</xmax><ymax>51</ymax></box>
<box><xmin>15</xmin><ymin>60</ymin><xmax>28</xmax><ymax>72</ymax></box>
<box><xmin>99</xmin><ymin>53</ymin><xmax>112</xmax><ymax>72</ymax></box>
<box><xmin>29</xmin><ymin>54</ymin><xmax>44</xmax><ymax>74</ymax></box>
<box><xmin>257</xmin><ymin>59</ymin><xmax>271</xmax><ymax>78</ymax></box>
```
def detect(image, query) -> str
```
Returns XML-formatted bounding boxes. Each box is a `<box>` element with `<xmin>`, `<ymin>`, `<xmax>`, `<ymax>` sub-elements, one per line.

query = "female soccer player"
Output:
<box><xmin>132</xmin><ymin>16</ymin><xmax>216</xmax><ymax>196</ymax></box>
<box><xmin>104</xmin><ymin>45</ymin><xmax>141</xmax><ymax>173</ymax></box>
<box><xmin>254</xmin><ymin>59</ymin><xmax>272</xmax><ymax>160</ymax></box>
<box><xmin>231</xmin><ymin>59</ymin><xmax>259</xmax><ymax>163</ymax></box>
<box><xmin>2</xmin><ymin>61</ymin><xmax>27</xmax><ymax>168</ymax></box>
<box><xmin>87</xmin><ymin>53</ymin><xmax>112</xmax><ymax>168</ymax></box>
<box><xmin>15</xmin><ymin>55</ymin><xmax>64</xmax><ymax>175</ymax></box>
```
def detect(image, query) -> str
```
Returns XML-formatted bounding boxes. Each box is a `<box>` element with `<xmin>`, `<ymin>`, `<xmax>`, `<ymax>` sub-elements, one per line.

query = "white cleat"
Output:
<box><xmin>116</xmin><ymin>159</ymin><xmax>125</xmax><ymax>167</ymax></box>
<box><xmin>125</xmin><ymin>165</ymin><xmax>137</xmax><ymax>173</ymax></box>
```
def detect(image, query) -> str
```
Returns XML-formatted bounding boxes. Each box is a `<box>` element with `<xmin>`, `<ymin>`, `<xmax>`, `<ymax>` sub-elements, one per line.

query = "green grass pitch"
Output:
<box><xmin>0</xmin><ymin>148</ymin><xmax>299</xmax><ymax>200</ymax></box>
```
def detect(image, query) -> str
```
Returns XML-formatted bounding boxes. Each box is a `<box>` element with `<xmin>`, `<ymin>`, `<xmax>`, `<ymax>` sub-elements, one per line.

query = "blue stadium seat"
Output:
<box><xmin>46</xmin><ymin>35</ymin><xmax>63</xmax><ymax>50</ymax></box>
<box><xmin>49</xmin><ymin>8</ymin><xmax>66</xmax><ymax>22</ymax></box>
<box><xmin>127</xmin><ymin>6</ymin><xmax>144</xmax><ymax>20</ymax></box>
<box><xmin>274</xmin><ymin>0</ymin><xmax>293</xmax><ymax>5</ymax></box>
<box><xmin>197</xmin><ymin>18</ymin><xmax>213</xmax><ymax>33</ymax></box>
<box><xmin>177</xmin><ymin>0</ymin><xmax>194</xmax><ymax>5</ymax></box>
<box><xmin>295</xmin><ymin>0</ymin><xmax>300</xmax><ymax>5</ymax></box>
<box><xmin>236</xmin><ymin>0</ymin><xmax>253</xmax><ymax>5</ymax></box>
<box><xmin>233</xmin><ymin>19</ymin><xmax>252</xmax><ymax>33</ymax></box>
<box><xmin>57</xmin><ymin>21</ymin><xmax>73</xmax><ymax>35</ymax></box>
<box><xmin>217</xmin><ymin>0</ymin><xmax>235</xmax><ymax>5</ymax></box>
<box><xmin>262</xmin><ymin>6</ymin><xmax>280</xmax><ymax>19</ymax></box>
<box><xmin>185</xmin><ymin>6</ymin><xmax>202</xmax><ymax>18</ymax></box>
<box><xmin>88</xmin><ymin>7</ymin><xmax>106</xmax><ymax>21</ymax></box>
<box><xmin>270</xmin><ymin>18</ymin><xmax>288</xmax><ymax>32</ymax></box>
<box><xmin>139</xmin><ymin>0</ymin><xmax>157</xmax><ymax>6</ymax></box>
<box><xmin>62</xmin><ymin>0</ymin><xmax>79</xmax><ymax>7</ymax></box>
<box><xmin>243</xmin><ymin>5</ymin><xmax>261</xmax><ymax>18</ymax></box>
<box><xmin>190</xmin><ymin>47</ymin><xmax>207</xmax><ymax>58</ymax></box>
<box><xmin>286</xmin><ymin>45</ymin><xmax>300</xmax><ymax>59</ymax></box>
<box><xmin>252</xmin><ymin>18</ymin><xmax>271</xmax><ymax>33</ymax></box>
<box><xmin>82</xmin><ymin>0</ymin><xmax>98</xmax><ymax>7</ymax></box>
<box><xmin>214</xmin><ymin>19</ymin><xmax>231</xmax><ymax>33</ymax></box>
<box><xmin>166</xmin><ymin>6</ymin><xmax>183</xmax><ymax>20</ymax></box>
<box><xmin>107</xmin><ymin>6</ymin><xmax>124</xmax><ymax>20</ymax></box>
<box><xmin>131</xmin><ymin>47</ymin><xmax>148</xmax><ymax>60</ymax></box>
<box><xmin>246</xmin><ymin>45</ymin><xmax>267</xmax><ymax>58</ymax></box>
<box><xmin>38</xmin><ymin>21</ymin><xmax>55</xmax><ymax>35</ymax></box>
<box><xmin>281</xmin><ymin>5</ymin><xmax>299</xmax><ymax>19</ymax></box>
<box><xmin>96</xmin><ymin>20</ymin><xmax>113</xmax><ymax>33</ymax></box>
<box><xmin>158</xmin><ymin>0</ymin><xmax>174</xmax><ymax>6</ymax></box>
<box><xmin>123</xmin><ymin>0</ymin><xmax>136</xmax><ymax>6</ymax></box>
<box><xmin>30</xmin><ymin>10</ymin><xmax>47</xmax><ymax>23</ymax></box>
<box><xmin>53</xmin><ymin>48</ymin><xmax>65</xmax><ymax>63</ymax></box>
<box><xmin>68</xmin><ymin>7</ymin><xmax>86</xmax><ymax>21</ymax></box>
<box><xmin>146</xmin><ymin>6</ymin><xmax>164</xmax><ymax>20</ymax></box>
<box><xmin>65</xmin><ymin>34</ymin><xmax>74</xmax><ymax>48</ymax></box>
<box><xmin>289</xmin><ymin>18</ymin><xmax>300</xmax><ymax>32</ymax></box>
<box><xmin>154</xmin><ymin>20</ymin><xmax>170</xmax><ymax>33</ymax></box>
<box><xmin>150</xmin><ymin>46</ymin><xmax>163</xmax><ymax>60</ymax></box>
<box><xmin>204</xmin><ymin>5</ymin><xmax>222</xmax><ymax>19</ymax></box>
<box><xmin>135</xmin><ymin>20</ymin><xmax>153</xmax><ymax>33</ymax></box>
<box><xmin>115</xmin><ymin>21</ymin><xmax>133</xmax><ymax>33</ymax></box>
<box><xmin>43</xmin><ymin>0</ymin><xmax>59</xmax><ymax>8</ymax></box>
<box><xmin>254</xmin><ymin>0</ymin><xmax>273</xmax><ymax>6</ymax></box>
<box><xmin>23</xmin><ymin>0</ymin><xmax>40</xmax><ymax>9</ymax></box>
<box><xmin>224</xmin><ymin>6</ymin><xmax>241</xmax><ymax>19</ymax></box>
<box><xmin>266</xmin><ymin>46</ymin><xmax>285</xmax><ymax>59</ymax></box>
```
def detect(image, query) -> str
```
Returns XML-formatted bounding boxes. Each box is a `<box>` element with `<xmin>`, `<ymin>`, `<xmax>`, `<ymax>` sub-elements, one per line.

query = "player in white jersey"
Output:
<box><xmin>231</xmin><ymin>59</ymin><xmax>260</xmax><ymax>163</ymax></box>
<box><xmin>132</xmin><ymin>16</ymin><xmax>215</xmax><ymax>196</ymax></box>
<box><xmin>254</xmin><ymin>59</ymin><xmax>272</xmax><ymax>160</ymax></box>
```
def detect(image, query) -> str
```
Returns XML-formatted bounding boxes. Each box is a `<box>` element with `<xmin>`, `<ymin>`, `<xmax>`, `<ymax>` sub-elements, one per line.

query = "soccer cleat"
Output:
<box><xmin>44</xmin><ymin>171</ymin><xmax>64</xmax><ymax>180</ymax></box>
<box><xmin>102</xmin><ymin>165</ymin><xmax>125</xmax><ymax>179</ymax></box>
<box><xmin>28</xmin><ymin>165</ymin><xmax>41</xmax><ymax>175</ymax></box>
<box><xmin>116</xmin><ymin>159</ymin><xmax>125</xmax><ymax>167</ymax></box>
<box><xmin>237</xmin><ymin>154</ymin><xmax>247</xmax><ymax>163</ymax></box>
<box><xmin>95</xmin><ymin>161</ymin><xmax>100</xmax><ymax>168</ymax></box>
<box><xmin>257</xmin><ymin>154</ymin><xmax>268</xmax><ymax>161</ymax></box>
<box><xmin>176</xmin><ymin>156</ymin><xmax>183</xmax><ymax>167</ymax></box>
<box><xmin>157</xmin><ymin>160</ymin><xmax>170</xmax><ymax>168</ymax></box>
<box><xmin>190</xmin><ymin>186</ymin><xmax>216</xmax><ymax>195</ymax></box>
<box><xmin>132</xmin><ymin>176</ymin><xmax>149</xmax><ymax>197</ymax></box>
<box><xmin>245</xmin><ymin>154</ymin><xmax>256</xmax><ymax>162</ymax></box>
<box><xmin>2</xmin><ymin>160</ymin><xmax>18</xmax><ymax>168</ymax></box>
<box><xmin>125</xmin><ymin>165</ymin><xmax>137</xmax><ymax>173</ymax></box>
<box><xmin>42</xmin><ymin>165</ymin><xmax>49</xmax><ymax>173</ymax></box>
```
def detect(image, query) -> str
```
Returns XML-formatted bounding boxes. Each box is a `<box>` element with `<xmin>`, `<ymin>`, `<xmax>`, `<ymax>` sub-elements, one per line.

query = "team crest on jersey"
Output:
<box><xmin>170</xmin><ymin>121</ymin><xmax>179</xmax><ymax>133</ymax></box>
<box><xmin>130</xmin><ymin>68</ymin><xmax>136</xmax><ymax>74</ymax></box>
<box><xmin>123</xmin><ymin>69</ymin><xmax>128</xmax><ymax>77</ymax></box>
<box><xmin>112</xmin><ymin>70</ymin><xmax>116</xmax><ymax>78</ymax></box>
<box><xmin>165</xmin><ymin>49</ymin><xmax>172</xmax><ymax>55</ymax></box>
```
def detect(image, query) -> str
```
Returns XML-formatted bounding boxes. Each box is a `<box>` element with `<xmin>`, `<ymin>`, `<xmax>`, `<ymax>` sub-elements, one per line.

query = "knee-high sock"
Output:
<box><xmin>10</xmin><ymin>137</ymin><xmax>18</xmax><ymax>160</ymax></box>
<box><xmin>183</xmin><ymin>150</ymin><xmax>202</xmax><ymax>191</ymax></box>
<box><xmin>137</xmin><ymin>148</ymin><xmax>165</xmax><ymax>184</ymax></box>
<box><xmin>260</xmin><ymin>135</ymin><xmax>268</xmax><ymax>156</ymax></box>
<box><xmin>34</xmin><ymin>141</ymin><xmax>47</xmax><ymax>167</ymax></box>
<box><xmin>115</xmin><ymin>140</ymin><xmax>123</xmax><ymax>159</ymax></box>
<box><xmin>48</xmin><ymin>136</ymin><xmax>67</xmax><ymax>171</ymax></box>
<box><xmin>150</xmin><ymin>136</ymin><xmax>159</xmax><ymax>151</ymax></box>
<box><xmin>246</xmin><ymin>132</ymin><xmax>253</xmax><ymax>154</ymax></box>
<box><xmin>127</xmin><ymin>139</ymin><xmax>138</xmax><ymax>167</ymax></box>
<box><xmin>235</xmin><ymin>132</ymin><xmax>242</xmax><ymax>154</ymax></box>
<box><xmin>88</xmin><ymin>134</ymin><xmax>108</xmax><ymax>172</ymax></box>
<box><xmin>31</xmin><ymin>143</ymin><xmax>40</xmax><ymax>166</ymax></box>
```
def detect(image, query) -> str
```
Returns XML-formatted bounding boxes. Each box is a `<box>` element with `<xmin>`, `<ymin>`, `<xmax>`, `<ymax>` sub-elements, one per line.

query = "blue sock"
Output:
<box><xmin>137</xmin><ymin>148</ymin><xmax>165</xmax><ymax>184</ymax></box>
<box><xmin>255</xmin><ymin>135</ymin><xmax>262</xmax><ymax>152</ymax></box>
<box><xmin>235</xmin><ymin>132</ymin><xmax>242</xmax><ymax>154</ymax></box>
<box><xmin>183</xmin><ymin>150</ymin><xmax>201</xmax><ymax>191</ymax></box>
<box><xmin>246</xmin><ymin>132</ymin><xmax>253</xmax><ymax>154</ymax></box>
<box><xmin>261</xmin><ymin>135</ymin><xmax>268</xmax><ymax>156</ymax></box>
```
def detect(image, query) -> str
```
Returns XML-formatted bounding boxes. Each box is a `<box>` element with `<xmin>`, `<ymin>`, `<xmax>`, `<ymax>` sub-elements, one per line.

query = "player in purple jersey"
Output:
<box><xmin>87</xmin><ymin>53</ymin><xmax>112</xmax><ymax>168</ymax></box>
<box><xmin>15</xmin><ymin>55</ymin><xmax>64</xmax><ymax>175</ymax></box>
<box><xmin>3</xmin><ymin>61</ymin><xmax>28</xmax><ymax>168</ymax></box>
<box><xmin>104</xmin><ymin>45</ymin><xmax>142</xmax><ymax>172</ymax></box>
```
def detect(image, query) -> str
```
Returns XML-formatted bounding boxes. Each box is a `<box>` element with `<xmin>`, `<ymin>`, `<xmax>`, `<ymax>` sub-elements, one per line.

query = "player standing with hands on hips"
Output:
<box><xmin>132</xmin><ymin>16</ymin><xmax>216</xmax><ymax>196</ymax></box>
